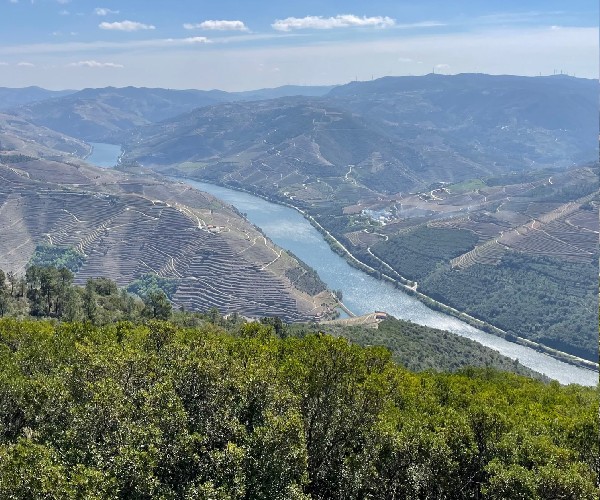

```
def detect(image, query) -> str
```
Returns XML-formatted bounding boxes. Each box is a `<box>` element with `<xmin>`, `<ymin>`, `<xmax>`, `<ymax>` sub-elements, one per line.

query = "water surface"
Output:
<box><xmin>86</xmin><ymin>145</ymin><xmax>597</xmax><ymax>385</ymax></box>
<box><xmin>181</xmin><ymin>179</ymin><xmax>598</xmax><ymax>386</ymax></box>
<box><xmin>87</xmin><ymin>142</ymin><xmax>121</xmax><ymax>168</ymax></box>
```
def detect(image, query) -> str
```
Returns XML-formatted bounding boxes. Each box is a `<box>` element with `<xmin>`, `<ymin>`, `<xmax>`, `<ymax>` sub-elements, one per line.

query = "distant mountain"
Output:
<box><xmin>327</xmin><ymin>73</ymin><xmax>596</xmax><ymax>150</ymax></box>
<box><xmin>123</xmin><ymin>74</ymin><xmax>598</xmax><ymax>199</ymax></box>
<box><xmin>233</xmin><ymin>84</ymin><xmax>334</xmax><ymax>101</ymax></box>
<box><xmin>9</xmin><ymin>85</ymin><xmax>334</xmax><ymax>142</ymax></box>
<box><xmin>11</xmin><ymin>87</ymin><xmax>227</xmax><ymax>142</ymax></box>
<box><xmin>0</xmin><ymin>86</ymin><xmax>75</xmax><ymax>110</ymax></box>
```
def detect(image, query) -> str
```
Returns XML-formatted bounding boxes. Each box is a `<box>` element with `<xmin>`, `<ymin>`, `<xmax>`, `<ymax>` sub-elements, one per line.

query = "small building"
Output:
<box><xmin>374</xmin><ymin>311</ymin><xmax>388</xmax><ymax>320</ymax></box>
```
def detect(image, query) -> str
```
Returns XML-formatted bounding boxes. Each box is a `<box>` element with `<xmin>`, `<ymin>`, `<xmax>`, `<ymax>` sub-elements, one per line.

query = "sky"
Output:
<box><xmin>0</xmin><ymin>0</ymin><xmax>597</xmax><ymax>90</ymax></box>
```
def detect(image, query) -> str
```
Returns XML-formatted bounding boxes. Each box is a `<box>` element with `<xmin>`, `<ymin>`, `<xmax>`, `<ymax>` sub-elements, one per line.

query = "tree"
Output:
<box><xmin>0</xmin><ymin>270</ymin><xmax>7</xmax><ymax>317</ymax></box>
<box><xmin>208</xmin><ymin>306</ymin><xmax>221</xmax><ymax>325</ymax></box>
<box><xmin>0</xmin><ymin>290</ymin><xmax>8</xmax><ymax>318</ymax></box>
<box><xmin>25</xmin><ymin>265</ymin><xmax>44</xmax><ymax>316</ymax></box>
<box><xmin>82</xmin><ymin>279</ymin><xmax>97</xmax><ymax>322</ymax></box>
<box><xmin>143</xmin><ymin>290</ymin><xmax>172</xmax><ymax>320</ymax></box>
<box><xmin>61</xmin><ymin>286</ymin><xmax>81</xmax><ymax>322</ymax></box>
<box><xmin>6</xmin><ymin>271</ymin><xmax>16</xmax><ymax>296</ymax></box>
<box><xmin>261</xmin><ymin>316</ymin><xmax>285</xmax><ymax>337</ymax></box>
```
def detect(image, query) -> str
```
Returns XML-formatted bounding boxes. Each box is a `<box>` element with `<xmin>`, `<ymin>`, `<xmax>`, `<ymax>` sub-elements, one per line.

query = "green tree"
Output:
<box><xmin>6</xmin><ymin>271</ymin><xmax>16</xmax><ymax>296</ymax></box>
<box><xmin>82</xmin><ymin>279</ymin><xmax>97</xmax><ymax>322</ymax></box>
<box><xmin>143</xmin><ymin>290</ymin><xmax>172</xmax><ymax>320</ymax></box>
<box><xmin>0</xmin><ymin>269</ymin><xmax>8</xmax><ymax>317</ymax></box>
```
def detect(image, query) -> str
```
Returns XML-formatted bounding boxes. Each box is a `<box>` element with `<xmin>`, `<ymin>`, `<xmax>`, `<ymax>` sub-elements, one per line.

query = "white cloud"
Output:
<box><xmin>398</xmin><ymin>57</ymin><xmax>413</xmax><ymax>62</ymax></box>
<box><xmin>99</xmin><ymin>20</ymin><xmax>155</xmax><ymax>32</ymax></box>
<box><xmin>435</xmin><ymin>63</ymin><xmax>450</xmax><ymax>69</ymax></box>
<box><xmin>182</xmin><ymin>37</ymin><xmax>210</xmax><ymax>44</ymax></box>
<box><xmin>68</xmin><ymin>60</ymin><xmax>124</xmax><ymax>68</ymax></box>
<box><xmin>9</xmin><ymin>0</ymin><xmax>18</xmax><ymax>4</ymax></box>
<box><xmin>0</xmin><ymin>62</ymin><xmax>8</xmax><ymax>66</ymax></box>
<box><xmin>272</xmin><ymin>15</ymin><xmax>395</xmax><ymax>31</ymax></box>
<box><xmin>17</xmin><ymin>61</ymin><xmax>34</xmax><ymax>67</ymax></box>
<box><xmin>184</xmin><ymin>20</ymin><xmax>248</xmax><ymax>31</ymax></box>
<box><xmin>94</xmin><ymin>7</ymin><xmax>119</xmax><ymax>16</ymax></box>
<box><xmin>59</xmin><ymin>9</ymin><xmax>69</xmax><ymax>15</ymax></box>
<box><xmin>56</xmin><ymin>0</ymin><xmax>70</xmax><ymax>3</ymax></box>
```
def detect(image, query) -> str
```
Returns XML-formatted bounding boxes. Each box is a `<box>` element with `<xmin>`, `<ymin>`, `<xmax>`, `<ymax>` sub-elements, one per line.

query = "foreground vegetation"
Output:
<box><xmin>0</xmin><ymin>265</ymin><xmax>172</xmax><ymax>324</ymax></box>
<box><xmin>0</xmin><ymin>318</ymin><xmax>597</xmax><ymax>499</ymax></box>
<box><xmin>0</xmin><ymin>264</ymin><xmax>555</xmax><ymax>377</ymax></box>
<box><xmin>291</xmin><ymin>318</ymin><xmax>544</xmax><ymax>378</ymax></box>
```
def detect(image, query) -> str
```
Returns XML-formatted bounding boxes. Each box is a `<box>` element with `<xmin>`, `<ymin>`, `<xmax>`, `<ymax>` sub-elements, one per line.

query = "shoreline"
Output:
<box><xmin>169</xmin><ymin>174</ymin><xmax>598</xmax><ymax>373</ymax></box>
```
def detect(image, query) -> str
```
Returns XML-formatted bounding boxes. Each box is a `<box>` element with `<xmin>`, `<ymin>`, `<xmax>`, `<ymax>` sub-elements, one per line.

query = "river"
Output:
<box><xmin>86</xmin><ymin>143</ymin><xmax>122</xmax><ymax>168</ymax></box>
<box><xmin>86</xmin><ymin>146</ymin><xmax>598</xmax><ymax>385</ymax></box>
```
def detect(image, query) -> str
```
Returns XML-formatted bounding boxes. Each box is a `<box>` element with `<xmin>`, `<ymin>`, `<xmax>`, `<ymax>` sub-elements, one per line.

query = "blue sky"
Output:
<box><xmin>0</xmin><ymin>0</ymin><xmax>597</xmax><ymax>90</ymax></box>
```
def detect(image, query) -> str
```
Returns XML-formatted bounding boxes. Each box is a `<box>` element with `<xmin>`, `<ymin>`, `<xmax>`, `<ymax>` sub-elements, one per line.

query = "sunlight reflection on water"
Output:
<box><xmin>159</xmin><ymin>176</ymin><xmax>598</xmax><ymax>386</ymax></box>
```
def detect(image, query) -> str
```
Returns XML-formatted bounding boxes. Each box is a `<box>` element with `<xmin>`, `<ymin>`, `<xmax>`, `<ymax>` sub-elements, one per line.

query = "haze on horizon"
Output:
<box><xmin>0</xmin><ymin>0</ymin><xmax>597</xmax><ymax>91</ymax></box>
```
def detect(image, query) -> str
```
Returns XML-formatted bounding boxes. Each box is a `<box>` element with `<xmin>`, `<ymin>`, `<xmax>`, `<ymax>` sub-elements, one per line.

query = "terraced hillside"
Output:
<box><xmin>342</xmin><ymin>165</ymin><xmax>599</xmax><ymax>361</ymax></box>
<box><xmin>122</xmin><ymin>74</ymin><xmax>597</xmax><ymax>206</ymax></box>
<box><xmin>0</xmin><ymin>112</ymin><xmax>88</xmax><ymax>157</ymax></box>
<box><xmin>0</xmin><ymin>154</ymin><xmax>335</xmax><ymax>322</ymax></box>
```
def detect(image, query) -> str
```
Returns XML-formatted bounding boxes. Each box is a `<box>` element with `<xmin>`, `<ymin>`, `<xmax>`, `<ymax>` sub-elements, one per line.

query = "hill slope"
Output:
<box><xmin>10</xmin><ymin>85</ymin><xmax>334</xmax><ymax>142</ymax></box>
<box><xmin>0</xmin><ymin>86</ymin><xmax>75</xmax><ymax>110</ymax></box>
<box><xmin>123</xmin><ymin>74</ymin><xmax>598</xmax><ymax>199</ymax></box>
<box><xmin>0</xmin><ymin>120</ymin><xmax>335</xmax><ymax>321</ymax></box>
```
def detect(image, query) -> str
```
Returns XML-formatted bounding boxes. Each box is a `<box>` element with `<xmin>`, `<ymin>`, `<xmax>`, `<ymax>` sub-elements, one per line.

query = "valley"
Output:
<box><xmin>0</xmin><ymin>73</ymin><xmax>597</xmax><ymax>380</ymax></box>
<box><xmin>2</xmin><ymin>4</ymin><xmax>598</xmax><ymax>496</ymax></box>
<box><xmin>117</xmin><ymin>74</ymin><xmax>598</xmax><ymax>364</ymax></box>
<box><xmin>173</xmin><ymin>177</ymin><xmax>598</xmax><ymax>385</ymax></box>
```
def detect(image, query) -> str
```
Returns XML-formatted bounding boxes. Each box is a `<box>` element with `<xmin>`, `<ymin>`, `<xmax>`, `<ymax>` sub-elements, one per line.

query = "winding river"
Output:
<box><xmin>86</xmin><ymin>143</ymin><xmax>122</xmax><ymax>168</ymax></box>
<box><xmin>87</xmin><ymin>146</ymin><xmax>598</xmax><ymax>386</ymax></box>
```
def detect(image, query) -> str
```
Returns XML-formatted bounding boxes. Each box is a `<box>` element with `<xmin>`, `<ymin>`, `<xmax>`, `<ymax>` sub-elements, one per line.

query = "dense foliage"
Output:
<box><xmin>290</xmin><ymin>318</ymin><xmax>544</xmax><ymax>378</ymax></box>
<box><xmin>29</xmin><ymin>245</ymin><xmax>86</xmax><ymax>273</ymax></box>
<box><xmin>127</xmin><ymin>273</ymin><xmax>180</xmax><ymax>301</ymax></box>
<box><xmin>0</xmin><ymin>265</ymin><xmax>170</xmax><ymax>323</ymax></box>
<box><xmin>0</xmin><ymin>318</ymin><xmax>596</xmax><ymax>499</ymax></box>
<box><xmin>420</xmin><ymin>253</ymin><xmax>598</xmax><ymax>360</ymax></box>
<box><xmin>284</xmin><ymin>251</ymin><xmax>328</xmax><ymax>296</ymax></box>
<box><xmin>371</xmin><ymin>227</ymin><xmax>479</xmax><ymax>282</ymax></box>
<box><xmin>0</xmin><ymin>264</ymin><xmax>547</xmax><ymax>379</ymax></box>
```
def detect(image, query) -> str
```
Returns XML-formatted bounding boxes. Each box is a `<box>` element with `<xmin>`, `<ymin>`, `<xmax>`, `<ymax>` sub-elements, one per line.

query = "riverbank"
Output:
<box><xmin>175</xmin><ymin>176</ymin><xmax>598</xmax><ymax>373</ymax></box>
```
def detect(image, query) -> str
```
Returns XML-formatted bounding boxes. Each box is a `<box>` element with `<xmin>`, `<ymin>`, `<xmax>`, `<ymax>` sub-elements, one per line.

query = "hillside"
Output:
<box><xmin>118</xmin><ymin>74</ymin><xmax>599</xmax><ymax>362</ymax></box>
<box><xmin>9</xmin><ymin>85</ymin><xmax>333</xmax><ymax>143</ymax></box>
<box><xmin>0</xmin><ymin>318</ymin><xmax>596</xmax><ymax>499</ymax></box>
<box><xmin>343</xmin><ymin>164</ymin><xmax>599</xmax><ymax>361</ymax></box>
<box><xmin>122</xmin><ymin>74</ymin><xmax>597</xmax><ymax>199</ymax></box>
<box><xmin>0</xmin><ymin>123</ymin><xmax>335</xmax><ymax>322</ymax></box>
<box><xmin>0</xmin><ymin>112</ymin><xmax>88</xmax><ymax>157</ymax></box>
<box><xmin>289</xmin><ymin>316</ymin><xmax>545</xmax><ymax>378</ymax></box>
<box><xmin>0</xmin><ymin>86</ymin><xmax>75</xmax><ymax>110</ymax></box>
